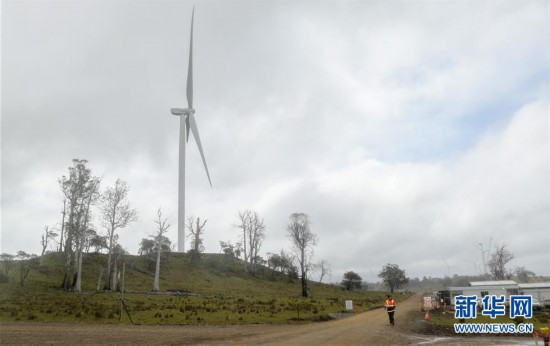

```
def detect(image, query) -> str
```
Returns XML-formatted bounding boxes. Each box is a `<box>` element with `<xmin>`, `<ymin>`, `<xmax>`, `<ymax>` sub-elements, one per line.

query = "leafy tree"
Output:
<box><xmin>287</xmin><ymin>213</ymin><xmax>317</xmax><ymax>297</ymax></box>
<box><xmin>139</xmin><ymin>237</ymin><xmax>171</xmax><ymax>270</ymax></box>
<box><xmin>341</xmin><ymin>271</ymin><xmax>363</xmax><ymax>291</ymax></box>
<box><xmin>89</xmin><ymin>231</ymin><xmax>108</xmax><ymax>253</ymax></box>
<box><xmin>267</xmin><ymin>249</ymin><xmax>296</xmax><ymax>281</ymax></box>
<box><xmin>267</xmin><ymin>253</ymin><xmax>284</xmax><ymax>276</ymax></box>
<box><xmin>1</xmin><ymin>253</ymin><xmax>15</xmax><ymax>276</ymax></box>
<box><xmin>218</xmin><ymin>241</ymin><xmax>242</xmax><ymax>270</ymax></box>
<box><xmin>16</xmin><ymin>251</ymin><xmax>39</xmax><ymax>286</ymax></box>
<box><xmin>378</xmin><ymin>263</ymin><xmax>409</xmax><ymax>293</ymax></box>
<box><xmin>515</xmin><ymin>266</ymin><xmax>535</xmax><ymax>283</ymax></box>
<box><xmin>488</xmin><ymin>244</ymin><xmax>514</xmax><ymax>280</ymax></box>
<box><xmin>79</xmin><ymin>229</ymin><xmax>98</xmax><ymax>253</ymax></box>
<box><xmin>0</xmin><ymin>253</ymin><xmax>15</xmax><ymax>282</ymax></box>
<box><xmin>100</xmin><ymin>179</ymin><xmax>137</xmax><ymax>290</ymax></box>
<box><xmin>139</xmin><ymin>238</ymin><xmax>156</xmax><ymax>257</ymax></box>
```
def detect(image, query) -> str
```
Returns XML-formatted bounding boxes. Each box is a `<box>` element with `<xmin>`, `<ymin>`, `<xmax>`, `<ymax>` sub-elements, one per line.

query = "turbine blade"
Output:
<box><xmin>186</xmin><ymin>7</ymin><xmax>194</xmax><ymax>109</ymax></box>
<box><xmin>188</xmin><ymin>113</ymin><xmax>212</xmax><ymax>187</ymax></box>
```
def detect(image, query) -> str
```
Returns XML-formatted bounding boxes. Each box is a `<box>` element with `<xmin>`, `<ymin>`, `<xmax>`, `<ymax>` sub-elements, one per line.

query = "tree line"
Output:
<box><xmin>340</xmin><ymin>263</ymin><xmax>409</xmax><ymax>293</ymax></box>
<box><xmin>57</xmin><ymin>159</ymin><xmax>137</xmax><ymax>291</ymax></box>
<box><xmin>0</xmin><ymin>159</ymin><xmax>412</xmax><ymax>295</ymax></box>
<box><xmin>6</xmin><ymin>159</ymin><xmax>525</xmax><ymax>295</ymax></box>
<box><xmin>2</xmin><ymin>159</ymin><xmax>330</xmax><ymax>297</ymax></box>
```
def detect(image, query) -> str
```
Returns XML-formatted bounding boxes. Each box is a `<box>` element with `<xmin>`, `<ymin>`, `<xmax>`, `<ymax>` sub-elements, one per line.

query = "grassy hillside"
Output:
<box><xmin>0</xmin><ymin>252</ymin><xmax>410</xmax><ymax>325</ymax></box>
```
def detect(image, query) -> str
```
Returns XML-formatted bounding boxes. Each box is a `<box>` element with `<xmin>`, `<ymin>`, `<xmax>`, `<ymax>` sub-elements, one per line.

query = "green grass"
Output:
<box><xmin>0</xmin><ymin>252</ymin><xmax>409</xmax><ymax>325</ymax></box>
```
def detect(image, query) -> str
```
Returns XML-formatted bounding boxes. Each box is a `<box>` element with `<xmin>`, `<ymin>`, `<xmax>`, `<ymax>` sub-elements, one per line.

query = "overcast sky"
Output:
<box><xmin>1</xmin><ymin>0</ymin><xmax>549</xmax><ymax>283</ymax></box>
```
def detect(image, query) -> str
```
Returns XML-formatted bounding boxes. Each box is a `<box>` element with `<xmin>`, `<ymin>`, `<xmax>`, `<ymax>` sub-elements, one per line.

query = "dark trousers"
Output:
<box><xmin>387</xmin><ymin>309</ymin><xmax>395</xmax><ymax>325</ymax></box>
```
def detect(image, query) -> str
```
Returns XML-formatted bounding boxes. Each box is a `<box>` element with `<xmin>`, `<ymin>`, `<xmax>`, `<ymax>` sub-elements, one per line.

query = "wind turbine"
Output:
<box><xmin>443</xmin><ymin>259</ymin><xmax>451</xmax><ymax>277</ymax></box>
<box><xmin>171</xmin><ymin>7</ymin><xmax>212</xmax><ymax>252</ymax></box>
<box><xmin>477</xmin><ymin>236</ymin><xmax>492</xmax><ymax>275</ymax></box>
<box><xmin>465</xmin><ymin>259</ymin><xmax>479</xmax><ymax>275</ymax></box>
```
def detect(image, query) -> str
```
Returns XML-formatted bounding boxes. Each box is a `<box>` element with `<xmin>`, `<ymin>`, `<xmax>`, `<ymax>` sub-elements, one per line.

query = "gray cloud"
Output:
<box><xmin>2</xmin><ymin>0</ymin><xmax>548</xmax><ymax>282</ymax></box>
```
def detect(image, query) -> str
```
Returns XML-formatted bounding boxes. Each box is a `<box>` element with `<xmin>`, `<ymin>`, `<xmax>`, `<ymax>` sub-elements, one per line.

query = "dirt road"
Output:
<box><xmin>0</xmin><ymin>294</ymin><xmax>535</xmax><ymax>345</ymax></box>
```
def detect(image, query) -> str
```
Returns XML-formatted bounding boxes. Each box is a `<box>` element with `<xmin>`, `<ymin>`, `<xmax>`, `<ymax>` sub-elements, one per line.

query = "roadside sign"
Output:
<box><xmin>424</xmin><ymin>297</ymin><xmax>432</xmax><ymax>309</ymax></box>
<box><xmin>346</xmin><ymin>300</ymin><xmax>353</xmax><ymax>310</ymax></box>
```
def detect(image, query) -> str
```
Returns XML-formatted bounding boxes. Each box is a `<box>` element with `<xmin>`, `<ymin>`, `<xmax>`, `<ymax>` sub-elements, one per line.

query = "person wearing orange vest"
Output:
<box><xmin>385</xmin><ymin>295</ymin><xmax>396</xmax><ymax>326</ymax></box>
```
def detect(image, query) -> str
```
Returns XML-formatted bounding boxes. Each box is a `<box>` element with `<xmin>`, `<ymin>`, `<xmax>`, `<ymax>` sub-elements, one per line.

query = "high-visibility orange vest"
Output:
<box><xmin>385</xmin><ymin>299</ymin><xmax>396</xmax><ymax>308</ymax></box>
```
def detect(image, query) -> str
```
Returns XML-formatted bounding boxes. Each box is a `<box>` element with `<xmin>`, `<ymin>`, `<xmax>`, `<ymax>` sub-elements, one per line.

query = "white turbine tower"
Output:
<box><xmin>171</xmin><ymin>7</ymin><xmax>212</xmax><ymax>252</ymax></box>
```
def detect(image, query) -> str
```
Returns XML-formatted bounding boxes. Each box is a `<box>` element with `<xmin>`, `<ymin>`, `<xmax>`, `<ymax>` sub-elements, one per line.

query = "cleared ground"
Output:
<box><xmin>0</xmin><ymin>294</ymin><xmax>535</xmax><ymax>345</ymax></box>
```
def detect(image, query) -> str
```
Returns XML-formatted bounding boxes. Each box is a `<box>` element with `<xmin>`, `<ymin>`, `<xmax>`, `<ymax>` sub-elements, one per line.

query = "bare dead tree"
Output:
<box><xmin>153</xmin><ymin>208</ymin><xmax>171</xmax><ymax>291</ymax></box>
<box><xmin>40</xmin><ymin>225</ymin><xmax>58</xmax><ymax>266</ymax></box>
<box><xmin>59</xmin><ymin>159</ymin><xmax>98</xmax><ymax>290</ymax></box>
<box><xmin>74</xmin><ymin>177</ymin><xmax>101</xmax><ymax>292</ymax></box>
<box><xmin>236</xmin><ymin>210</ymin><xmax>266</xmax><ymax>274</ymax></box>
<box><xmin>101</xmin><ymin>179</ymin><xmax>137</xmax><ymax>291</ymax></box>
<box><xmin>287</xmin><ymin>212</ymin><xmax>317</xmax><ymax>297</ymax></box>
<box><xmin>316</xmin><ymin>259</ymin><xmax>331</xmax><ymax>283</ymax></box>
<box><xmin>236</xmin><ymin>211</ymin><xmax>249</xmax><ymax>265</ymax></box>
<box><xmin>488</xmin><ymin>244</ymin><xmax>514</xmax><ymax>280</ymax></box>
<box><xmin>58</xmin><ymin>199</ymin><xmax>66</xmax><ymax>252</ymax></box>
<box><xmin>248</xmin><ymin>214</ymin><xmax>265</xmax><ymax>275</ymax></box>
<box><xmin>186</xmin><ymin>216</ymin><xmax>206</xmax><ymax>263</ymax></box>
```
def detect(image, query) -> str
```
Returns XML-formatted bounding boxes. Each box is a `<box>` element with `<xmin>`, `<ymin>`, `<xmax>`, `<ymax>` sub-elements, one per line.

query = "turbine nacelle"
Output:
<box><xmin>171</xmin><ymin>108</ymin><xmax>195</xmax><ymax>116</ymax></box>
